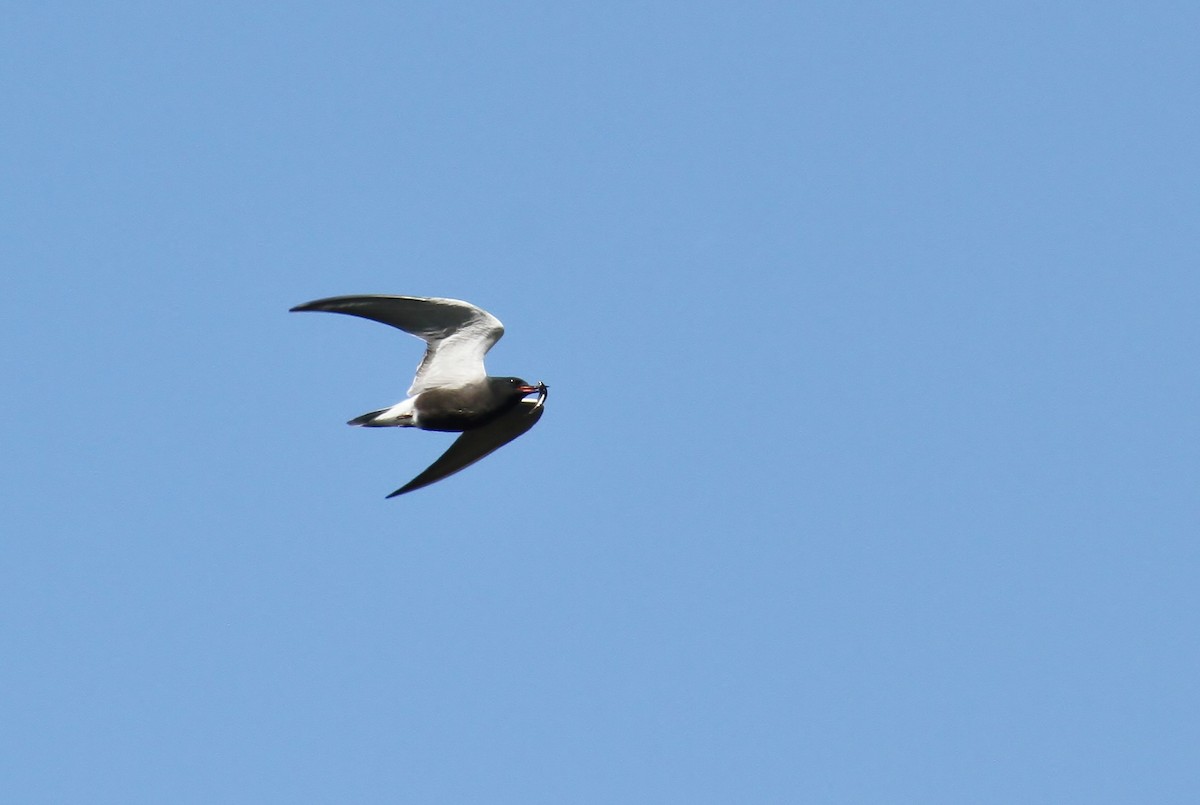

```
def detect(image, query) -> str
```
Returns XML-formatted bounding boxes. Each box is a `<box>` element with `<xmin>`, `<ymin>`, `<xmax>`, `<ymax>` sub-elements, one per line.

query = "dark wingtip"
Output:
<box><xmin>387</xmin><ymin>477</ymin><xmax>427</xmax><ymax>498</ymax></box>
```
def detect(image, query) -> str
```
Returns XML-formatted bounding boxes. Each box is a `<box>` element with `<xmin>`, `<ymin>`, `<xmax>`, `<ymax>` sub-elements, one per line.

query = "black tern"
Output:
<box><xmin>291</xmin><ymin>294</ymin><xmax>547</xmax><ymax>497</ymax></box>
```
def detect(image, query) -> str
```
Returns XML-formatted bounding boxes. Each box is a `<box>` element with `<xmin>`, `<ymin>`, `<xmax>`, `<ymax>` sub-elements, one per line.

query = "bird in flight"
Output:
<box><xmin>291</xmin><ymin>294</ymin><xmax>548</xmax><ymax>498</ymax></box>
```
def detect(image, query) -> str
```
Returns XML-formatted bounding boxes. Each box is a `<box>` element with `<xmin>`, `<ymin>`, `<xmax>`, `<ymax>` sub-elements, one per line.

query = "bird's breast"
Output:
<box><xmin>413</xmin><ymin>386</ymin><xmax>514</xmax><ymax>432</ymax></box>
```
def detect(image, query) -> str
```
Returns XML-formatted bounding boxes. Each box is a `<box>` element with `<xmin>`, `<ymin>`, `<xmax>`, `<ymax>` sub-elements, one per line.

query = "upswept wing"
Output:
<box><xmin>386</xmin><ymin>399</ymin><xmax>545</xmax><ymax>497</ymax></box>
<box><xmin>289</xmin><ymin>295</ymin><xmax>504</xmax><ymax>394</ymax></box>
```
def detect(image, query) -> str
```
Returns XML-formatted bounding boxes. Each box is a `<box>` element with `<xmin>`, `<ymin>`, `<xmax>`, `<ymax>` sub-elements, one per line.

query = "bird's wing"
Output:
<box><xmin>387</xmin><ymin>399</ymin><xmax>545</xmax><ymax>498</ymax></box>
<box><xmin>289</xmin><ymin>295</ymin><xmax>504</xmax><ymax>395</ymax></box>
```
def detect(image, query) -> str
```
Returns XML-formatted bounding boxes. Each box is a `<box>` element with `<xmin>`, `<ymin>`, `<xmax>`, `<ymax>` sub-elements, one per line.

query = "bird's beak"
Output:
<box><xmin>517</xmin><ymin>384</ymin><xmax>540</xmax><ymax>394</ymax></box>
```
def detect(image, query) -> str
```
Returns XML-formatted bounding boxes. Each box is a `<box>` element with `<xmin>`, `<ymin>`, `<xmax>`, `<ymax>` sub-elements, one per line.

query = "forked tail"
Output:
<box><xmin>347</xmin><ymin>408</ymin><xmax>391</xmax><ymax>427</ymax></box>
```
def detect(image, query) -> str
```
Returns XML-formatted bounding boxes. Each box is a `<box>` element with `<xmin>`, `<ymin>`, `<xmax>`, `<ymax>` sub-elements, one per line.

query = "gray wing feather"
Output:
<box><xmin>290</xmin><ymin>295</ymin><xmax>504</xmax><ymax>394</ymax></box>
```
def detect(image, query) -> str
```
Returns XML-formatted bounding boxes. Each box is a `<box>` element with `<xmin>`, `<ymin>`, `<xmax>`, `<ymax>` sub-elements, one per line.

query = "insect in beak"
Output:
<box><xmin>531</xmin><ymin>381</ymin><xmax>549</xmax><ymax>411</ymax></box>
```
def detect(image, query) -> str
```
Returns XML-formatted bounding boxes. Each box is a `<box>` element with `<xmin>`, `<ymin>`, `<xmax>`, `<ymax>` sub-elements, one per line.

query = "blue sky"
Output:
<box><xmin>3</xmin><ymin>2</ymin><xmax>1197</xmax><ymax>802</ymax></box>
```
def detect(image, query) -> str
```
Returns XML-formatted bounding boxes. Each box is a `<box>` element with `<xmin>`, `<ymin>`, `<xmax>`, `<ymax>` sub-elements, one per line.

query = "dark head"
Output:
<box><xmin>489</xmin><ymin>376</ymin><xmax>541</xmax><ymax>401</ymax></box>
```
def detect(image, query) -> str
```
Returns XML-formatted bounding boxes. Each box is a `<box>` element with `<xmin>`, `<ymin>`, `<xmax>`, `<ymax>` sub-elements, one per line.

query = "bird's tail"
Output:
<box><xmin>347</xmin><ymin>408</ymin><xmax>391</xmax><ymax>427</ymax></box>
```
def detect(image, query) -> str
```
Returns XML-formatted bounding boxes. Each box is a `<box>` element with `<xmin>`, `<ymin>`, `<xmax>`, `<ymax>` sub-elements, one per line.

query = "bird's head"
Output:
<box><xmin>499</xmin><ymin>376</ymin><xmax>537</xmax><ymax>393</ymax></box>
<box><xmin>490</xmin><ymin>377</ymin><xmax>549</xmax><ymax>408</ymax></box>
<box><xmin>491</xmin><ymin>376</ymin><xmax>540</xmax><ymax>398</ymax></box>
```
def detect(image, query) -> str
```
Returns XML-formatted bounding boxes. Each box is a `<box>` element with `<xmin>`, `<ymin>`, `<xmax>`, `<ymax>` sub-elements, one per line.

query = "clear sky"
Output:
<box><xmin>3</xmin><ymin>3</ymin><xmax>1197</xmax><ymax>803</ymax></box>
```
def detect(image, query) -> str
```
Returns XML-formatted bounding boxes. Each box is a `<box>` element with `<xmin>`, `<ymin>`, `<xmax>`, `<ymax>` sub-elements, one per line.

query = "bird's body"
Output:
<box><xmin>352</xmin><ymin>376</ymin><xmax>538</xmax><ymax>432</ymax></box>
<box><xmin>291</xmin><ymin>294</ymin><xmax>547</xmax><ymax>497</ymax></box>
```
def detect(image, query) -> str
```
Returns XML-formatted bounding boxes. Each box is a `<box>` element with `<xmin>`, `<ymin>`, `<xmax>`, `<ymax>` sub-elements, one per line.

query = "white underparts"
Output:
<box><xmin>369</xmin><ymin>397</ymin><xmax>419</xmax><ymax>427</ymax></box>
